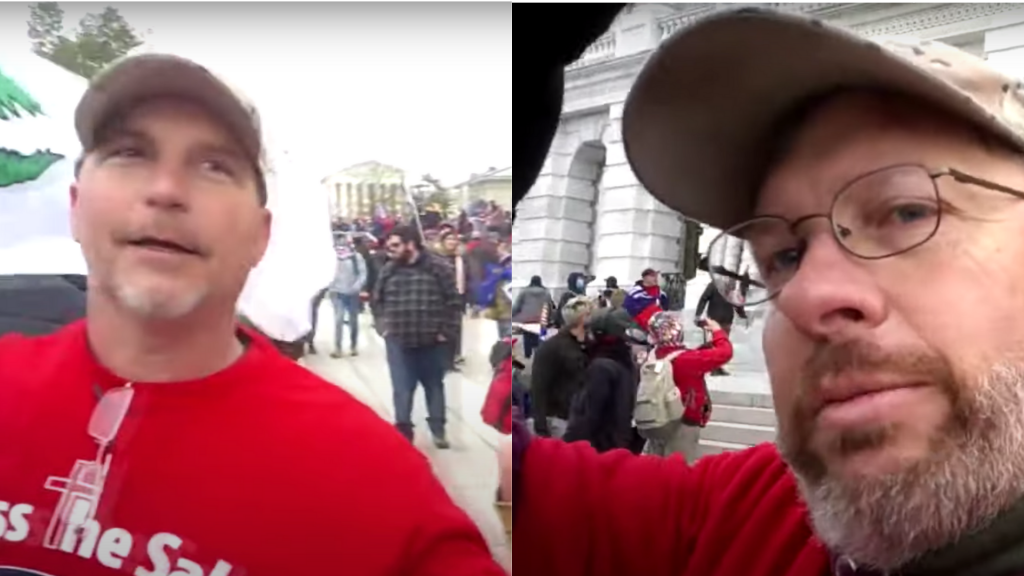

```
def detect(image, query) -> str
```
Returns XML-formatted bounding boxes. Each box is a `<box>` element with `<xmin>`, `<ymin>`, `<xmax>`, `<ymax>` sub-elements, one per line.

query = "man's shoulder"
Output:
<box><xmin>251</xmin><ymin>366</ymin><xmax>460</xmax><ymax>509</ymax></box>
<box><xmin>0</xmin><ymin>320</ymin><xmax>83</xmax><ymax>365</ymax></box>
<box><xmin>255</xmin><ymin>362</ymin><xmax>383</xmax><ymax>428</ymax></box>
<box><xmin>424</xmin><ymin>252</ymin><xmax>453</xmax><ymax>271</ymax></box>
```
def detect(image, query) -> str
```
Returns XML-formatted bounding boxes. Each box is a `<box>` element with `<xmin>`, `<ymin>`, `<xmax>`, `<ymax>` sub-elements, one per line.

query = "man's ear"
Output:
<box><xmin>69</xmin><ymin>182</ymin><xmax>81</xmax><ymax>243</ymax></box>
<box><xmin>248</xmin><ymin>207</ymin><xmax>272</xmax><ymax>269</ymax></box>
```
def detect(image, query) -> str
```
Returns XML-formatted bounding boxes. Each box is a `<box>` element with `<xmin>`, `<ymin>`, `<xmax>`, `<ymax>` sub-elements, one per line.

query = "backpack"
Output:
<box><xmin>634</xmin><ymin>350</ymin><xmax>686</xmax><ymax>439</ymax></box>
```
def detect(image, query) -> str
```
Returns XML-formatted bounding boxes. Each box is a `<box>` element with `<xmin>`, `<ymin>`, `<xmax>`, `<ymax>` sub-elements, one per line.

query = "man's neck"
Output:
<box><xmin>568</xmin><ymin>326</ymin><xmax>586</xmax><ymax>342</ymax></box>
<box><xmin>85</xmin><ymin>293</ymin><xmax>244</xmax><ymax>383</ymax></box>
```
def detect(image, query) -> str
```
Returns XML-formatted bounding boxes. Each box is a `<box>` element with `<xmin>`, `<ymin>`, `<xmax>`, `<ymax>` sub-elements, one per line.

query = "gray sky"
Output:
<box><xmin>0</xmin><ymin>2</ymin><xmax>512</xmax><ymax>186</ymax></box>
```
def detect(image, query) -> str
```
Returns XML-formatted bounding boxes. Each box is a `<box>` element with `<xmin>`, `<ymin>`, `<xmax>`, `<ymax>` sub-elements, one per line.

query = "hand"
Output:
<box><xmin>704</xmin><ymin>318</ymin><xmax>722</xmax><ymax>332</ymax></box>
<box><xmin>498</xmin><ymin>435</ymin><xmax>513</xmax><ymax>502</ymax></box>
<box><xmin>359</xmin><ymin>291</ymin><xmax>369</xmax><ymax>299</ymax></box>
<box><xmin>437</xmin><ymin>333</ymin><xmax>447</xmax><ymax>342</ymax></box>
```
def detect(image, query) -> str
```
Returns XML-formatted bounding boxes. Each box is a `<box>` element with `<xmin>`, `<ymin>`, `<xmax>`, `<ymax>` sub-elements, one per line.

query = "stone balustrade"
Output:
<box><xmin>566</xmin><ymin>33</ymin><xmax>616</xmax><ymax>70</ymax></box>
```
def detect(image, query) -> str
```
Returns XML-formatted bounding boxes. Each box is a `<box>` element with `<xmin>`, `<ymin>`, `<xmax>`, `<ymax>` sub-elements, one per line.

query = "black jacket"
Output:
<box><xmin>529</xmin><ymin>329</ymin><xmax>588</xmax><ymax>435</ymax></box>
<box><xmin>0</xmin><ymin>274</ymin><xmax>86</xmax><ymax>337</ymax></box>
<box><xmin>564</xmin><ymin>339</ymin><xmax>638</xmax><ymax>453</ymax></box>
<box><xmin>696</xmin><ymin>282</ymin><xmax>747</xmax><ymax>326</ymax></box>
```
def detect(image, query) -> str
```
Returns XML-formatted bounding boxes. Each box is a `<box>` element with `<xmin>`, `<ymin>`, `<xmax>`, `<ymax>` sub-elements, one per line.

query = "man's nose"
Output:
<box><xmin>143</xmin><ymin>163</ymin><xmax>190</xmax><ymax>211</ymax></box>
<box><xmin>773</xmin><ymin>235</ymin><xmax>888</xmax><ymax>340</ymax></box>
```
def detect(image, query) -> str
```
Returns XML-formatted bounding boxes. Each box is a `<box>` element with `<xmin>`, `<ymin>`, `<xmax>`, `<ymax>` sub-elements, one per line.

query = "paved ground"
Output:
<box><xmin>303</xmin><ymin>309</ymin><xmax>510</xmax><ymax>572</ymax></box>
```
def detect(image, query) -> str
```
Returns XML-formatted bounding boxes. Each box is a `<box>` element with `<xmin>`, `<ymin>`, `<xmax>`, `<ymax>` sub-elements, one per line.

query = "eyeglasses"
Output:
<box><xmin>44</xmin><ymin>383</ymin><xmax>134</xmax><ymax>546</ymax></box>
<box><xmin>706</xmin><ymin>164</ymin><xmax>1024</xmax><ymax>306</ymax></box>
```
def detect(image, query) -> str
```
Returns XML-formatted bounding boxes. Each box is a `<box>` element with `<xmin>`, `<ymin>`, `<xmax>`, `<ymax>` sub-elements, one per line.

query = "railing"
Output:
<box><xmin>659</xmin><ymin>7</ymin><xmax>717</xmax><ymax>40</ymax></box>
<box><xmin>566</xmin><ymin>33</ymin><xmax>616</xmax><ymax>70</ymax></box>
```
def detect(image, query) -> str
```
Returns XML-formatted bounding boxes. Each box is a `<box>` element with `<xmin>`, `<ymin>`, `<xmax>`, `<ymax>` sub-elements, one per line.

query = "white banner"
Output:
<box><xmin>0</xmin><ymin>50</ymin><xmax>335</xmax><ymax>341</ymax></box>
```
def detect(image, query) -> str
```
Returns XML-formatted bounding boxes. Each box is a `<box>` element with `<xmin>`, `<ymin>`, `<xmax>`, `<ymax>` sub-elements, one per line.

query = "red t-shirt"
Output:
<box><xmin>515</xmin><ymin>439</ymin><xmax>828</xmax><ymax>576</ymax></box>
<box><xmin>0</xmin><ymin>321</ymin><xmax>503</xmax><ymax>576</ymax></box>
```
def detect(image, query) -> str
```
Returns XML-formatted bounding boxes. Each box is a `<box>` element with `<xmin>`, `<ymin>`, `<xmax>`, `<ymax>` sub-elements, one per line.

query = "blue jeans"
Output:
<box><xmin>329</xmin><ymin>292</ymin><xmax>360</xmax><ymax>352</ymax></box>
<box><xmin>497</xmin><ymin>319</ymin><xmax>511</xmax><ymax>339</ymax></box>
<box><xmin>385</xmin><ymin>339</ymin><xmax>447</xmax><ymax>439</ymax></box>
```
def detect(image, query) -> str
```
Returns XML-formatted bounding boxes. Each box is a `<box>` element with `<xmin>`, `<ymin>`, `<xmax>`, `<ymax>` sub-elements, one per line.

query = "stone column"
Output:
<box><xmin>591</xmin><ymin>102</ymin><xmax>683</xmax><ymax>284</ymax></box>
<box><xmin>512</xmin><ymin>114</ymin><xmax>608</xmax><ymax>289</ymax></box>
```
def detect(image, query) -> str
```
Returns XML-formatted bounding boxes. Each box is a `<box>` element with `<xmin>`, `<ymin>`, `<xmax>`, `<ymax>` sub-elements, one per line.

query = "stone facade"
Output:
<box><xmin>321</xmin><ymin>161</ymin><xmax>406</xmax><ymax>220</ymax></box>
<box><xmin>512</xmin><ymin>3</ymin><xmax>1024</xmax><ymax>295</ymax></box>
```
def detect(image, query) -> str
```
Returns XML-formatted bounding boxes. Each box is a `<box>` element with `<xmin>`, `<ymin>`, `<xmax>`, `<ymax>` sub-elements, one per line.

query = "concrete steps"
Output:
<box><xmin>699</xmin><ymin>388</ymin><xmax>777</xmax><ymax>457</ymax></box>
<box><xmin>697</xmin><ymin>439</ymin><xmax>750</xmax><ymax>458</ymax></box>
<box><xmin>703</xmin><ymin>420</ymin><xmax>777</xmax><ymax>446</ymax></box>
<box><xmin>712</xmin><ymin>404</ymin><xmax>777</xmax><ymax>427</ymax></box>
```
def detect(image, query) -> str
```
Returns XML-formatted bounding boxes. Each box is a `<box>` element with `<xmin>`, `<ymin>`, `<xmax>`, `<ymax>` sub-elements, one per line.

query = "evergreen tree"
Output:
<box><xmin>0</xmin><ymin>67</ymin><xmax>64</xmax><ymax>188</ymax></box>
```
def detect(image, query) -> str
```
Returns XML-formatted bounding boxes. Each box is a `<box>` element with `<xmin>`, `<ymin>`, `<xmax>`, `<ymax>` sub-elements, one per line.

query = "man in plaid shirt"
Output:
<box><xmin>372</xmin><ymin>225</ymin><xmax>463</xmax><ymax>447</ymax></box>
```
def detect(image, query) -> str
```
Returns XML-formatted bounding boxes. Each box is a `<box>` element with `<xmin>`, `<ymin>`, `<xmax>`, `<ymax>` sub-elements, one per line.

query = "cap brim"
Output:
<box><xmin>75</xmin><ymin>54</ymin><xmax>261</xmax><ymax>169</ymax></box>
<box><xmin>623</xmin><ymin>8</ymin><xmax>1022</xmax><ymax>231</ymax></box>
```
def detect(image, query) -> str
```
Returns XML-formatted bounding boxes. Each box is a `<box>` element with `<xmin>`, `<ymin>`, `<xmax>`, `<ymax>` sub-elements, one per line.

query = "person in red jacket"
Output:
<box><xmin>0</xmin><ymin>54</ymin><xmax>503</xmax><ymax>576</ymax></box>
<box><xmin>481</xmin><ymin>337</ymin><xmax>523</xmax><ymax>434</ymax></box>
<box><xmin>644</xmin><ymin>312</ymin><xmax>732</xmax><ymax>461</ymax></box>
<box><xmin>499</xmin><ymin>8</ymin><xmax>1024</xmax><ymax>576</ymax></box>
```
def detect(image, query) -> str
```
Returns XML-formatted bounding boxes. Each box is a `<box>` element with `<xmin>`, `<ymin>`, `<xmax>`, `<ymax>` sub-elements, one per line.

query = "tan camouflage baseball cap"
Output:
<box><xmin>75</xmin><ymin>53</ymin><xmax>268</xmax><ymax>204</ymax></box>
<box><xmin>622</xmin><ymin>7</ymin><xmax>1024</xmax><ymax>231</ymax></box>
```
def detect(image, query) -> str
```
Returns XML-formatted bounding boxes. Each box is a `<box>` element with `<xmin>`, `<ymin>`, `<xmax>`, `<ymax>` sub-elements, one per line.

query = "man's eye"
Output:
<box><xmin>107</xmin><ymin>145</ymin><xmax>144</xmax><ymax>159</ymax></box>
<box><xmin>201</xmin><ymin>159</ymin><xmax>237</xmax><ymax>177</ymax></box>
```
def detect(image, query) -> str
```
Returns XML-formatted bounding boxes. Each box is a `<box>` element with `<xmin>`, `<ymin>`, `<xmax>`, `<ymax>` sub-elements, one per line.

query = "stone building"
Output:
<box><xmin>321</xmin><ymin>161</ymin><xmax>406</xmax><ymax>220</ymax></box>
<box><xmin>454</xmin><ymin>166</ymin><xmax>513</xmax><ymax>209</ymax></box>
<box><xmin>512</xmin><ymin>3</ymin><xmax>1024</xmax><ymax>293</ymax></box>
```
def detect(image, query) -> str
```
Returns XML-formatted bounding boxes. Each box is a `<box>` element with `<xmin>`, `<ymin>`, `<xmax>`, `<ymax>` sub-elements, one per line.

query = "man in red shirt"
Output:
<box><xmin>503</xmin><ymin>7</ymin><xmax>1024</xmax><ymax>576</ymax></box>
<box><xmin>0</xmin><ymin>54</ymin><xmax>503</xmax><ymax>576</ymax></box>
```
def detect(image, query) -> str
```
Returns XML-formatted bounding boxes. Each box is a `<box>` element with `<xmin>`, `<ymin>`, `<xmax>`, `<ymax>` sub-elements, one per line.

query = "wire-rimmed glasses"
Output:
<box><xmin>705</xmin><ymin>164</ymin><xmax>1024</xmax><ymax>307</ymax></box>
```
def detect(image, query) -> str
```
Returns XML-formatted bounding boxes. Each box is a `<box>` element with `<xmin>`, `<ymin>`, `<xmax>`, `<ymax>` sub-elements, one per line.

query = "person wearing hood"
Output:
<box><xmin>328</xmin><ymin>235</ymin><xmax>368</xmax><ymax>358</ymax></box>
<box><xmin>599</xmin><ymin>276</ymin><xmax>627</xmax><ymax>310</ymax></box>
<box><xmin>553</xmin><ymin>271</ymin><xmax>592</xmax><ymax>328</ymax></box>
<box><xmin>512</xmin><ymin>275</ymin><xmax>555</xmax><ymax>358</ymax></box>
<box><xmin>564</xmin><ymin>307</ymin><xmax>640</xmax><ymax>453</ymax></box>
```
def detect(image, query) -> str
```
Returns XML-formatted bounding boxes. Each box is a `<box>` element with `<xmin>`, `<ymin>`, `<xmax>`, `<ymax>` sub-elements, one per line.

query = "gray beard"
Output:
<box><xmin>785</xmin><ymin>364</ymin><xmax>1024</xmax><ymax>571</ymax></box>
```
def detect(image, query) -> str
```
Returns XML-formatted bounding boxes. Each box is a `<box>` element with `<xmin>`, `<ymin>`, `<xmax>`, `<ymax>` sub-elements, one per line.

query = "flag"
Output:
<box><xmin>622</xmin><ymin>284</ymin><xmax>665</xmax><ymax>331</ymax></box>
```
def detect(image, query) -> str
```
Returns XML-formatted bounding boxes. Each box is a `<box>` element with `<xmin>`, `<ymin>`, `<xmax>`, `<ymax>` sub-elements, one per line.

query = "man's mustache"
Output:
<box><xmin>115</xmin><ymin>224</ymin><xmax>207</xmax><ymax>257</ymax></box>
<box><xmin>797</xmin><ymin>340</ymin><xmax>956</xmax><ymax>415</ymax></box>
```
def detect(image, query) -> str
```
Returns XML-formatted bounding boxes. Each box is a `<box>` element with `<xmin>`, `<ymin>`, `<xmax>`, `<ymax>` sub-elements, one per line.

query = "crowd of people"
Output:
<box><xmin>0</xmin><ymin>50</ymin><xmax>510</xmax><ymax>575</ymax></box>
<box><xmin>296</xmin><ymin>214</ymin><xmax>512</xmax><ymax>448</ymax></box>
<box><xmin>500</xmin><ymin>267</ymin><xmax>736</xmax><ymax>463</ymax></box>
<box><xmin>506</xmin><ymin>5</ymin><xmax>1024</xmax><ymax>576</ymax></box>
